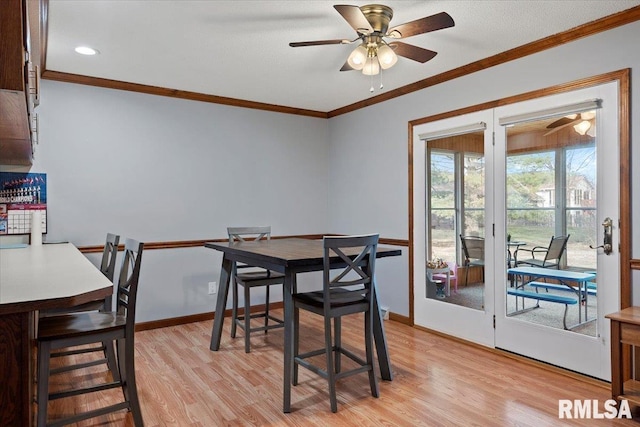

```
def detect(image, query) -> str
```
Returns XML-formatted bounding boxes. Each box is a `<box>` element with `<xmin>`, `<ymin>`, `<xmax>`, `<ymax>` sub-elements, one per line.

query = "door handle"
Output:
<box><xmin>589</xmin><ymin>217</ymin><xmax>613</xmax><ymax>255</ymax></box>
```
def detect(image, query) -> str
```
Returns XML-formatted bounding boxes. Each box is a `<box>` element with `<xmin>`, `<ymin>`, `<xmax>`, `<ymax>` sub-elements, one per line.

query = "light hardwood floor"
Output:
<box><xmin>46</xmin><ymin>310</ymin><xmax>639</xmax><ymax>426</ymax></box>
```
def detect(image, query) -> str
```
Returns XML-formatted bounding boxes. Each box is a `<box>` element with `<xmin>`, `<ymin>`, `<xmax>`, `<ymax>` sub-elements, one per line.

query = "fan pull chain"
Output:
<box><xmin>380</xmin><ymin>66</ymin><xmax>384</xmax><ymax>90</ymax></box>
<box><xmin>370</xmin><ymin>72</ymin><xmax>374</xmax><ymax>93</ymax></box>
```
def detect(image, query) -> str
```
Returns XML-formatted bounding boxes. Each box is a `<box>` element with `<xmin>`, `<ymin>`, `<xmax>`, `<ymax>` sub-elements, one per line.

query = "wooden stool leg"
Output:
<box><xmin>264</xmin><ymin>285</ymin><xmax>270</xmax><ymax>334</ymax></box>
<box><xmin>324</xmin><ymin>315</ymin><xmax>337</xmax><ymax>413</ymax></box>
<box><xmin>231</xmin><ymin>278</ymin><xmax>238</xmax><ymax>338</ymax></box>
<box><xmin>244</xmin><ymin>284</ymin><xmax>251</xmax><ymax>353</ymax></box>
<box><xmin>334</xmin><ymin>317</ymin><xmax>341</xmax><ymax>373</ymax></box>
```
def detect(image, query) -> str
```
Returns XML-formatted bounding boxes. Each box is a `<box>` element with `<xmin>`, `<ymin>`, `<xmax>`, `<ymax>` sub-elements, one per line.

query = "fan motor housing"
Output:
<box><xmin>360</xmin><ymin>4</ymin><xmax>393</xmax><ymax>34</ymax></box>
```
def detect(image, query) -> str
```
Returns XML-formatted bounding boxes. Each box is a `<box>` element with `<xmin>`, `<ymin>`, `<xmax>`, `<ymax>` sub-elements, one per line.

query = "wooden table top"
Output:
<box><xmin>205</xmin><ymin>237</ymin><xmax>402</xmax><ymax>268</ymax></box>
<box><xmin>605</xmin><ymin>306</ymin><xmax>640</xmax><ymax>325</ymax></box>
<box><xmin>0</xmin><ymin>243</ymin><xmax>113</xmax><ymax>315</ymax></box>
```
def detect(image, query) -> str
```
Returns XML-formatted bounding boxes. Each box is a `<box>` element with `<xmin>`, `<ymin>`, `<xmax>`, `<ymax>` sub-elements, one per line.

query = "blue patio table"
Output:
<box><xmin>507</xmin><ymin>266</ymin><xmax>596</xmax><ymax>327</ymax></box>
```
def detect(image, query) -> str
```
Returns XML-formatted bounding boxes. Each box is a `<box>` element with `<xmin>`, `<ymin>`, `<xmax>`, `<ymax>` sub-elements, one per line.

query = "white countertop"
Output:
<box><xmin>0</xmin><ymin>243</ymin><xmax>113</xmax><ymax>306</ymax></box>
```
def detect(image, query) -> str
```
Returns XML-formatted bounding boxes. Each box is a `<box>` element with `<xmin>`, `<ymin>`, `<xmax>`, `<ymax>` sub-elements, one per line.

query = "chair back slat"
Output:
<box><xmin>115</xmin><ymin>238</ymin><xmax>144</xmax><ymax>328</ymax></box>
<box><xmin>100</xmin><ymin>233</ymin><xmax>120</xmax><ymax>282</ymax></box>
<box><xmin>460</xmin><ymin>235</ymin><xmax>484</xmax><ymax>261</ymax></box>
<box><xmin>545</xmin><ymin>235</ymin><xmax>570</xmax><ymax>262</ymax></box>
<box><xmin>228</xmin><ymin>226</ymin><xmax>271</xmax><ymax>243</ymax></box>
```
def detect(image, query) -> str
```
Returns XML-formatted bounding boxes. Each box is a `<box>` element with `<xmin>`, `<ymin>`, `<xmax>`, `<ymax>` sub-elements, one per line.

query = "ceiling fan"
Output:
<box><xmin>289</xmin><ymin>4</ymin><xmax>454</xmax><ymax>77</ymax></box>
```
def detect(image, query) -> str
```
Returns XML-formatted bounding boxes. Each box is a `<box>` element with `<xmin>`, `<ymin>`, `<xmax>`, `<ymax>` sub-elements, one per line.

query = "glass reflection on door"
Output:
<box><xmin>427</xmin><ymin>132</ymin><xmax>485</xmax><ymax>310</ymax></box>
<box><xmin>505</xmin><ymin>111</ymin><xmax>597</xmax><ymax>336</ymax></box>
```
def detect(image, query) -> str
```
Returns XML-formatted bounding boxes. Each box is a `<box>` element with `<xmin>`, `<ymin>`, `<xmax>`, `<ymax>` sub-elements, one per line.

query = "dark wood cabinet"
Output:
<box><xmin>0</xmin><ymin>0</ymin><xmax>41</xmax><ymax>166</ymax></box>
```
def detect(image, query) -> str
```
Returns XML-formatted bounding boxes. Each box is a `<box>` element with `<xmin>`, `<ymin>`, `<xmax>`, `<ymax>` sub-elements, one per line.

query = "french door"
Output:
<box><xmin>494</xmin><ymin>82</ymin><xmax>620</xmax><ymax>380</ymax></box>
<box><xmin>412</xmin><ymin>81</ymin><xmax>620</xmax><ymax>379</ymax></box>
<box><xmin>412</xmin><ymin>110</ymin><xmax>495</xmax><ymax>347</ymax></box>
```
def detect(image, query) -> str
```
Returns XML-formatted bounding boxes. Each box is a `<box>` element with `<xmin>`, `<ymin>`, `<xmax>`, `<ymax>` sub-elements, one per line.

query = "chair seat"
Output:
<box><xmin>38</xmin><ymin>312</ymin><xmax>126</xmax><ymax>341</ymax></box>
<box><xmin>236</xmin><ymin>270</ymin><xmax>285</xmax><ymax>286</ymax></box>
<box><xmin>294</xmin><ymin>289</ymin><xmax>368</xmax><ymax>308</ymax></box>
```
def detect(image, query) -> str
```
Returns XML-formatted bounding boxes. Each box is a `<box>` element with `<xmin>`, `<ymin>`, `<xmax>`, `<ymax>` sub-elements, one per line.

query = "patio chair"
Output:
<box><xmin>460</xmin><ymin>235</ymin><xmax>484</xmax><ymax>286</ymax></box>
<box><xmin>516</xmin><ymin>235</ymin><xmax>570</xmax><ymax>269</ymax></box>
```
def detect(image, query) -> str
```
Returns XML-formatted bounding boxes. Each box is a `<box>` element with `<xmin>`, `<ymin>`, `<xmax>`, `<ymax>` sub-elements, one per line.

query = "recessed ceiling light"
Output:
<box><xmin>74</xmin><ymin>46</ymin><xmax>99</xmax><ymax>55</ymax></box>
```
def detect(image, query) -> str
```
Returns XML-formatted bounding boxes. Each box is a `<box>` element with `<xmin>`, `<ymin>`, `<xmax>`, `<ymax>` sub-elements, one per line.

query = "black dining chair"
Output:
<box><xmin>228</xmin><ymin>226</ymin><xmax>285</xmax><ymax>353</ymax></box>
<box><xmin>37</xmin><ymin>238</ymin><xmax>144</xmax><ymax>426</ymax></box>
<box><xmin>516</xmin><ymin>235</ymin><xmax>570</xmax><ymax>269</ymax></box>
<box><xmin>292</xmin><ymin>234</ymin><xmax>379</xmax><ymax>413</ymax></box>
<box><xmin>460</xmin><ymin>234</ymin><xmax>485</xmax><ymax>286</ymax></box>
<box><xmin>39</xmin><ymin>233</ymin><xmax>121</xmax><ymax>380</ymax></box>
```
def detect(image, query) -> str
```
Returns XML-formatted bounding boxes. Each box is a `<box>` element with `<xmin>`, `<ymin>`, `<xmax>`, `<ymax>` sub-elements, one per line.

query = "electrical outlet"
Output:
<box><xmin>208</xmin><ymin>281</ymin><xmax>218</xmax><ymax>294</ymax></box>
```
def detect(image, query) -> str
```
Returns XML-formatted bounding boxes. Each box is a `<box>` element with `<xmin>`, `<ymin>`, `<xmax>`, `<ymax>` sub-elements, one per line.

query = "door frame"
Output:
<box><xmin>407</xmin><ymin>69</ymin><xmax>631</xmax><ymax>329</ymax></box>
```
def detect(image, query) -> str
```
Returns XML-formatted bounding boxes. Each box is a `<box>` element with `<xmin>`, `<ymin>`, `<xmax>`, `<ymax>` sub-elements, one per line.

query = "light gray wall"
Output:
<box><xmin>22</xmin><ymin>81</ymin><xmax>330</xmax><ymax>322</ymax></box>
<box><xmin>327</xmin><ymin>20</ymin><xmax>640</xmax><ymax>315</ymax></box>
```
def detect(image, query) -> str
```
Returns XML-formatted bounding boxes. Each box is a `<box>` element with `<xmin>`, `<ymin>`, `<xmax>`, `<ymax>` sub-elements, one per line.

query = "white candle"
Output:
<box><xmin>30</xmin><ymin>210</ymin><xmax>42</xmax><ymax>246</ymax></box>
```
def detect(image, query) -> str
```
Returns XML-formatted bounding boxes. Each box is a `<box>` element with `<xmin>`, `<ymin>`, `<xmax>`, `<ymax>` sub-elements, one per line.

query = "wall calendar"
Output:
<box><xmin>0</xmin><ymin>172</ymin><xmax>47</xmax><ymax>235</ymax></box>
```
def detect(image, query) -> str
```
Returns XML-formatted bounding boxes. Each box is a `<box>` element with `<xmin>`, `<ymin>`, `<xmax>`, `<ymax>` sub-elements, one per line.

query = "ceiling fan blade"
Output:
<box><xmin>387</xmin><ymin>11</ymin><xmax>455</xmax><ymax>39</ymax></box>
<box><xmin>389</xmin><ymin>42</ymin><xmax>437</xmax><ymax>63</ymax></box>
<box><xmin>543</xmin><ymin>121</ymin><xmax>577</xmax><ymax>136</ymax></box>
<box><xmin>334</xmin><ymin>5</ymin><xmax>373</xmax><ymax>34</ymax></box>
<box><xmin>289</xmin><ymin>39</ymin><xmax>348</xmax><ymax>47</ymax></box>
<box><xmin>546</xmin><ymin>115</ymin><xmax>579</xmax><ymax>129</ymax></box>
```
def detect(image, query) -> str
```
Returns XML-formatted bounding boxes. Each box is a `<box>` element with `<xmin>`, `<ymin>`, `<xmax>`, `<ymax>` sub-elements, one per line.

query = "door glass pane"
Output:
<box><xmin>506</xmin><ymin>151</ymin><xmax>556</xmax><ymax>250</ymax></box>
<box><xmin>565</xmin><ymin>146</ymin><xmax>597</xmax><ymax>270</ymax></box>
<box><xmin>505</xmin><ymin>111</ymin><xmax>597</xmax><ymax>336</ymax></box>
<box><xmin>430</xmin><ymin>152</ymin><xmax>456</xmax><ymax>262</ymax></box>
<box><xmin>463</xmin><ymin>154</ymin><xmax>485</xmax><ymax>237</ymax></box>
<box><xmin>426</xmin><ymin>132</ymin><xmax>484</xmax><ymax>310</ymax></box>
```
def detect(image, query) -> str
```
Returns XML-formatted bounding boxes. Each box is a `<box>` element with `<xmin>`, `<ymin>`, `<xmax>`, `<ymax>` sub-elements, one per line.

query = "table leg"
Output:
<box><xmin>283</xmin><ymin>270</ymin><xmax>295</xmax><ymax>413</ymax></box>
<box><xmin>372</xmin><ymin>278</ymin><xmax>393</xmax><ymax>381</ymax></box>
<box><xmin>209</xmin><ymin>255</ymin><xmax>232</xmax><ymax>351</ymax></box>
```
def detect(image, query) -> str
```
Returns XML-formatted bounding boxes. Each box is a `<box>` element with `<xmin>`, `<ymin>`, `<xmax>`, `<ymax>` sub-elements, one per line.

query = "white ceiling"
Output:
<box><xmin>46</xmin><ymin>0</ymin><xmax>640</xmax><ymax>113</ymax></box>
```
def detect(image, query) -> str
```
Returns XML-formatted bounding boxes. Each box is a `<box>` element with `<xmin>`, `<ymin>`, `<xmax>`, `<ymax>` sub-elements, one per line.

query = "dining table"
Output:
<box><xmin>205</xmin><ymin>237</ymin><xmax>402</xmax><ymax>413</ymax></box>
<box><xmin>0</xmin><ymin>243</ymin><xmax>114</xmax><ymax>427</ymax></box>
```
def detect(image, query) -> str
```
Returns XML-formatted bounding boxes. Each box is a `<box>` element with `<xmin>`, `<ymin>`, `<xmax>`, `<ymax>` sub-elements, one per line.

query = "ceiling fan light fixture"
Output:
<box><xmin>362</xmin><ymin>56</ymin><xmax>380</xmax><ymax>76</ymax></box>
<box><xmin>347</xmin><ymin>45</ymin><xmax>368</xmax><ymax>70</ymax></box>
<box><xmin>377</xmin><ymin>43</ymin><xmax>397</xmax><ymax>69</ymax></box>
<box><xmin>581</xmin><ymin>110</ymin><xmax>596</xmax><ymax>120</ymax></box>
<box><xmin>573</xmin><ymin>120</ymin><xmax>592</xmax><ymax>136</ymax></box>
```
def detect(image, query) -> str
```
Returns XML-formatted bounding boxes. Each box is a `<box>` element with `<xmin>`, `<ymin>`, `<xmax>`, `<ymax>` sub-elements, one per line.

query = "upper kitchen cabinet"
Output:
<box><xmin>0</xmin><ymin>0</ymin><xmax>43</xmax><ymax>166</ymax></box>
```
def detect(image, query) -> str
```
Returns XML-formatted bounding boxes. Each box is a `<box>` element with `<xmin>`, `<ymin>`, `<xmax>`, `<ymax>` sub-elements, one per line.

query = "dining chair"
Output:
<box><xmin>228</xmin><ymin>226</ymin><xmax>285</xmax><ymax>353</ymax></box>
<box><xmin>292</xmin><ymin>234</ymin><xmax>379</xmax><ymax>413</ymax></box>
<box><xmin>37</xmin><ymin>238</ymin><xmax>144</xmax><ymax>427</ymax></box>
<box><xmin>39</xmin><ymin>233</ymin><xmax>121</xmax><ymax>381</ymax></box>
<box><xmin>460</xmin><ymin>235</ymin><xmax>485</xmax><ymax>286</ymax></box>
<box><xmin>516</xmin><ymin>235</ymin><xmax>570</xmax><ymax>269</ymax></box>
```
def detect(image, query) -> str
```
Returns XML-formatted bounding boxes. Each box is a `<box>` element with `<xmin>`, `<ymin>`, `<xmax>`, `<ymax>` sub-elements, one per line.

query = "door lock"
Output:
<box><xmin>589</xmin><ymin>217</ymin><xmax>613</xmax><ymax>255</ymax></box>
